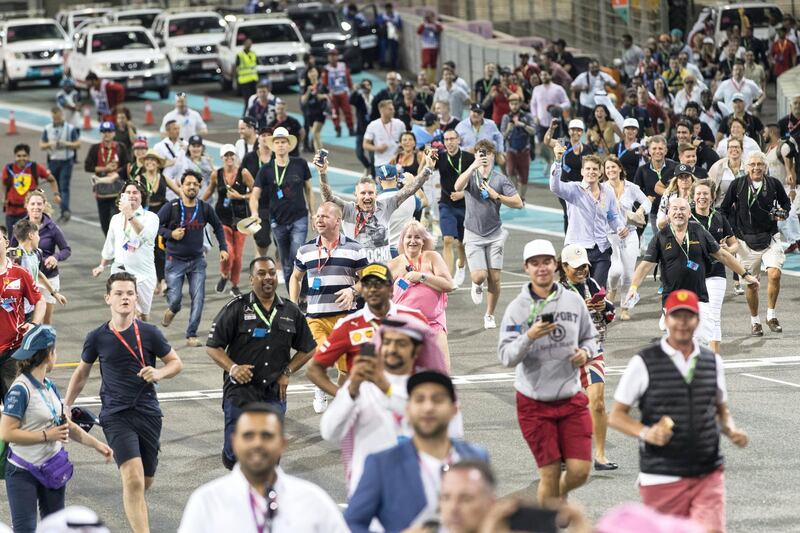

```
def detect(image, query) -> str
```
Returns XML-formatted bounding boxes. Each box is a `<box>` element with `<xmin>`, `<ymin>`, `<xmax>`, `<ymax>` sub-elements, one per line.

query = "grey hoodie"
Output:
<box><xmin>498</xmin><ymin>283</ymin><xmax>598</xmax><ymax>401</ymax></box>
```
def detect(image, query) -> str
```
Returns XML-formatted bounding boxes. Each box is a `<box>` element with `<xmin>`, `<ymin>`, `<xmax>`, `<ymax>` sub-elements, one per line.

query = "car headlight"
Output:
<box><xmin>347</xmin><ymin>37</ymin><xmax>359</xmax><ymax>47</ymax></box>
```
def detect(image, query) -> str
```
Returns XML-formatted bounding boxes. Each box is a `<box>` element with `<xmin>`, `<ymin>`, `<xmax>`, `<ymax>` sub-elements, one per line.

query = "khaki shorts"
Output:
<box><xmin>37</xmin><ymin>275</ymin><xmax>59</xmax><ymax>305</ymax></box>
<box><xmin>737</xmin><ymin>234</ymin><xmax>785</xmax><ymax>279</ymax></box>
<box><xmin>464</xmin><ymin>227</ymin><xmax>508</xmax><ymax>272</ymax></box>
<box><xmin>307</xmin><ymin>315</ymin><xmax>349</xmax><ymax>372</ymax></box>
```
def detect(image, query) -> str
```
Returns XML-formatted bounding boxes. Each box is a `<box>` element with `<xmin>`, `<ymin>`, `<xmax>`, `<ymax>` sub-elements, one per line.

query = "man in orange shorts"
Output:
<box><xmin>290</xmin><ymin>202</ymin><xmax>367</xmax><ymax>413</ymax></box>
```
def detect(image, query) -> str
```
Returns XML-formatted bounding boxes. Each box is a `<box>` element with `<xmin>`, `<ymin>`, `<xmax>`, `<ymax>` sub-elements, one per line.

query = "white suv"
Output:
<box><xmin>55</xmin><ymin>7</ymin><xmax>113</xmax><ymax>40</ymax></box>
<box><xmin>67</xmin><ymin>23</ymin><xmax>171</xmax><ymax>99</ymax></box>
<box><xmin>218</xmin><ymin>14</ymin><xmax>308</xmax><ymax>92</ymax></box>
<box><xmin>107</xmin><ymin>7</ymin><xmax>163</xmax><ymax>30</ymax></box>
<box><xmin>0</xmin><ymin>17</ymin><xmax>72</xmax><ymax>90</ymax></box>
<box><xmin>152</xmin><ymin>10</ymin><xmax>226</xmax><ymax>83</ymax></box>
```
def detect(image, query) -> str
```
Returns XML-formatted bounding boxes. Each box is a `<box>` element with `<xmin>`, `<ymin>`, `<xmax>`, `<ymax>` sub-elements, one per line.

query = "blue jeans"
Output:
<box><xmin>222</xmin><ymin>397</ymin><xmax>286</xmax><ymax>466</ymax></box>
<box><xmin>48</xmin><ymin>159</ymin><xmax>74</xmax><ymax>215</ymax></box>
<box><xmin>355</xmin><ymin>133</ymin><xmax>372</xmax><ymax>171</ymax></box>
<box><xmin>165</xmin><ymin>255</ymin><xmax>206</xmax><ymax>338</ymax></box>
<box><xmin>271</xmin><ymin>216</ymin><xmax>309</xmax><ymax>282</ymax></box>
<box><xmin>5</xmin><ymin>461</ymin><xmax>66</xmax><ymax>533</ymax></box>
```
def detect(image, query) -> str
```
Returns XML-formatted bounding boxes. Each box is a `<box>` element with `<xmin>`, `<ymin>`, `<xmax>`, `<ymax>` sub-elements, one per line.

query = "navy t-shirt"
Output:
<box><xmin>81</xmin><ymin>320</ymin><xmax>172</xmax><ymax>418</ymax></box>
<box><xmin>255</xmin><ymin>156</ymin><xmax>311</xmax><ymax>225</ymax></box>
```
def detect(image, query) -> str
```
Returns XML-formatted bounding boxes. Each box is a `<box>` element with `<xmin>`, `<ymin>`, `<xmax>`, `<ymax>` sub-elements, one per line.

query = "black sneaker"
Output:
<box><xmin>215</xmin><ymin>277</ymin><xmax>227</xmax><ymax>294</ymax></box>
<box><xmin>230</xmin><ymin>286</ymin><xmax>242</xmax><ymax>297</ymax></box>
<box><xmin>58</xmin><ymin>210</ymin><xmax>71</xmax><ymax>223</ymax></box>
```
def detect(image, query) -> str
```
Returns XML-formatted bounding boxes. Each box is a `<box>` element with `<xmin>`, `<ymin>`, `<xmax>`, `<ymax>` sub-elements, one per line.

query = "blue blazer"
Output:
<box><xmin>344</xmin><ymin>439</ymin><xmax>489</xmax><ymax>533</ymax></box>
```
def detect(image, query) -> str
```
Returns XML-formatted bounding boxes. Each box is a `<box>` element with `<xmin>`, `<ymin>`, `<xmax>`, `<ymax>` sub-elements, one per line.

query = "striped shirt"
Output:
<box><xmin>294</xmin><ymin>234</ymin><xmax>368</xmax><ymax>318</ymax></box>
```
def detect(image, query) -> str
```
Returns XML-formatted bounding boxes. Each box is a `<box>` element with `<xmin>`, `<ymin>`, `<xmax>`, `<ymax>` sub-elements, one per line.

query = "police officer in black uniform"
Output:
<box><xmin>206</xmin><ymin>256</ymin><xmax>316</xmax><ymax>469</ymax></box>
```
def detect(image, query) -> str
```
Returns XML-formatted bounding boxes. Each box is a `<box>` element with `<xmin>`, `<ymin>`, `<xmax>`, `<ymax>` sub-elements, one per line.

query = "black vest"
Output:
<box><xmin>638</xmin><ymin>344</ymin><xmax>723</xmax><ymax>477</ymax></box>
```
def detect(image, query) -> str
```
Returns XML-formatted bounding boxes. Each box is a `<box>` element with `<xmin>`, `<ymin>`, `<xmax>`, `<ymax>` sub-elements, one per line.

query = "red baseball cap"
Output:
<box><xmin>664</xmin><ymin>290</ymin><xmax>700</xmax><ymax>315</ymax></box>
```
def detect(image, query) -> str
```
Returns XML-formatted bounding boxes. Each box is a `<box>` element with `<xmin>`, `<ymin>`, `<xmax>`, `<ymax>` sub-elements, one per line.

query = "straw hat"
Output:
<box><xmin>142</xmin><ymin>149</ymin><xmax>165</xmax><ymax>168</ymax></box>
<box><xmin>265</xmin><ymin>127</ymin><xmax>298</xmax><ymax>152</ymax></box>
<box><xmin>236</xmin><ymin>215</ymin><xmax>262</xmax><ymax>235</ymax></box>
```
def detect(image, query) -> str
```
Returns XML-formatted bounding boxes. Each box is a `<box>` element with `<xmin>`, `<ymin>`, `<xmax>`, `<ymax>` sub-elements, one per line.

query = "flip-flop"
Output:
<box><xmin>594</xmin><ymin>460</ymin><xmax>619</xmax><ymax>471</ymax></box>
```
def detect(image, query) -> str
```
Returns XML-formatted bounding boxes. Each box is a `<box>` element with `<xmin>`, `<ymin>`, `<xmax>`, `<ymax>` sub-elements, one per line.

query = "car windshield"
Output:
<box><xmin>73</xmin><ymin>12</ymin><xmax>107</xmax><ymax>28</ymax></box>
<box><xmin>91</xmin><ymin>31</ymin><xmax>154</xmax><ymax>52</ymax></box>
<box><xmin>6</xmin><ymin>23</ymin><xmax>63</xmax><ymax>43</ymax></box>
<box><xmin>118</xmin><ymin>13</ymin><xmax>160</xmax><ymax>29</ymax></box>
<box><xmin>168</xmin><ymin>17</ymin><xmax>224</xmax><ymax>37</ymax></box>
<box><xmin>236</xmin><ymin>24</ymin><xmax>299</xmax><ymax>44</ymax></box>
<box><xmin>719</xmin><ymin>7</ymin><xmax>783</xmax><ymax>30</ymax></box>
<box><xmin>289</xmin><ymin>11</ymin><xmax>339</xmax><ymax>36</ymax></box>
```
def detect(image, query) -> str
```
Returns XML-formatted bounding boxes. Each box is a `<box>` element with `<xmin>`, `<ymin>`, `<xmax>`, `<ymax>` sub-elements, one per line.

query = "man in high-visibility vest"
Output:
<box><xmin>236</xmin><ymin>38</ymin><xmax>259</xmax><ymax>114</ymax></box>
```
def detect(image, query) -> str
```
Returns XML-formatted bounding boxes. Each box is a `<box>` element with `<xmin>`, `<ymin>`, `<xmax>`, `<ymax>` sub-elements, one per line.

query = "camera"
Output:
<box><xmin>477</xmin><ymin>149</ymin><xmax>487</xmax><ymax>158</ymax></box>
<box><xmin>770</xmin><ymin>206</ymin><xmax>788</xmax><ymax>220</ymax></box>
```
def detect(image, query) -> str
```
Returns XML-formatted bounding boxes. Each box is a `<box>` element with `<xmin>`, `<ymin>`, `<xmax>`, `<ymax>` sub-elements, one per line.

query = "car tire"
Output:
<box><xmin>220</xmin><ymin>72</ymin><xmax>232</xmax><ymax>91</ymax></box>
<box><xmin>158</xmin><ymin>86</ymin><xmax>170</xmax><ymax>99</ymax></box>
<box><xmin>3</xmin><ymin>64</ymin><xmax>17</xmax><ymax>91</ymax></box>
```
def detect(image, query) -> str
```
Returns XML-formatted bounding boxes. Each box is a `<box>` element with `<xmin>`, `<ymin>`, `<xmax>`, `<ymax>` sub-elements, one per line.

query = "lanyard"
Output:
<box><xmin>691</xmin><ymin>209</ymin><xmax>715</xmax><ymax>230</ymax></box>
<box><xmin>317</xmin><ymin>238</ymin><xmax>339</xmax><ymax>272</ymax></box>
<box><xmin>684</xmin><ymin>355</ymin><xmax>699</xmax><ymax>384</ymax></box>
<box><xmin>248</xmin><ymin>490</ymin><xmax>267</xmax><ymax>533</ymax></box>
<box><xmin>10</xmin><ymin>162</ymin><xmax>32</xmax><ymax>181</ymax></box>
<box><xmin>179</xmin><ymin>201</ymin><xmax>200</xmax><ymax>227</ymax></box>
<box><xmin>253</xmin><ymin>301</ymin><xmax>277</xmax><ymax>330</ymax></box>
<box><xmin>446</xmin><ymin>152</ymin><xmax>462</xmax><ymax>174</ymax></box>
<box><xmin>404</xmin><ymin>254</ymin><xmax>422</xmax><ymax>272</ymax></box>
<box><xmin>566</xmin><ymin>281</ymin><xmax>590</xmax><ymax>299</ymax></box>
<box><xmin>649</xmin><ymin>162</ymin><xmax>664</xmax><ymax>182</ymax></box>
<box><xmin>561</xmin><ymin>144</ymin><xmax>576</xmax><ymax>172</ymax></box>
<box><xmin>273</xmin><ymin>160</ymin><xmax>288</xmax><ymax>188</ymax></box>
<box><xmin>527</xmin><ymin>290</ymin><xmax>557</xmax><ymax>325</ymax></box>
<box><xmin>669</xmin><ymin>225</ymin><xmax>691</xmax><ymax>261</ymax></box>
<box><xmin>481</xmin><ymin>76</ymin><xmax>495</xmax><ymax>94</ymax></box>
<box><xmin>248</xmin><ymin>487</ymin><xmax>277</xmax><ymax>533</ymax></box>
<box><xmin>748</xmin><ymin>180</ymin><xmax>763</xmax><ymax>208</ymax></box>
<box><xmin>354</xmin><ymin>210</ymin><xmax>372</xmax><ymax>237</ymax></box>
<box><xmin>474</xmin><ymin>169</ymin><xmax>490</xmax><ymax>190</ymax></box>
<box><xmin>32</xmin><ymin>378</ymin><xmax>61</xmax><ymax>424</ymax></box>
<box><xmin>109</xmin><ymin>320</ymin><xmax>146</xmax><ymax>368</ymax></box>
<box><xmin>617</xmin><ymin>142</ymin><xmax>630</xmax><ymax>159</ymax></box>
<box><xmin>100</xmin><ymin>143</ymin><xmax>116</xmax><ymax>166</ymax></box>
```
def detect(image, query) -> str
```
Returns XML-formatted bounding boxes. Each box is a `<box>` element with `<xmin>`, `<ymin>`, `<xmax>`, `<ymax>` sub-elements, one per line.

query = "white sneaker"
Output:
<box><xmin>454</xmin><ymin>265</ymin><xmax>466</xmax><ymax>287</ymax></box>
<box><xmin>277</xmin><ymin>270</ymin><xmax>285</xmax><ymax>285</ymax></box>
<box><xmin>483</xmin><ymin>314</ymin><xmax>497</xmax><ymax>329</ymax></box>
<box><xmin>471</xmin><ymin>282</ymin><xmax>484</xmax><ymax>304</ymax></box>
<box><xmin>312</xmin><ymin>387</ymin><xmax>328</xmax><ymax>414</ymax></box>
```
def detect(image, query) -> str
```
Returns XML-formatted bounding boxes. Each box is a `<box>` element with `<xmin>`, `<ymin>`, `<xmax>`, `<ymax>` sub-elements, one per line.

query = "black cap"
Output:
<box><xmin>675</xmin><ymin>163</ymin><xmax>694</xmax><ymax>176</ymax></box>
<box><xmin>258</xmin><ymin>126</ymin><xmax>272</xmax><ymax>135</ymax></box>
<box><xmin>402</xmin><ymin>80</ymin><xmax>415</xmax><ymax>90</ymax></box>
<box><xmin>187</xmin><ymin>134</ymin><xmax>204</xmax><ymax>146</ymax></box>
<box><xmin>499</xmin><ymin>66</ymin><xmax>512</xmax><ymax>75</ymax></box>
<box><xmin>407</xmin><ymin>370</ymin><xmax>456</xmax><ymax>401</ymax></box>
<box><xmin>470</xmin><ymin>103</ymin><xmax>484</xmax><ymax>113</ymax></box>
<box><xmin>241</xmin><ymin>116</ymin><xmax>257</xmax><ymax>129</ymax></box>
<box><xmin>423</xmin><ymin>112</ymin><xmax>437</xmax><ymax>126</ymax></box>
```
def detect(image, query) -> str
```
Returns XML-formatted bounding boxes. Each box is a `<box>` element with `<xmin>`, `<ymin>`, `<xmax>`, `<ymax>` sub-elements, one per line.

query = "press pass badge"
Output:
<box><xmin>311</xmin><ymin>277</ymin><xmax>322</xmax><ymax>290</ymax></box>
<box><xmin>480</xmin><ymin>187</ymin><xmax>490</xmax><ymax>200</ymax></box>
<box><xmin>686</xmin><ymin>260</ymin><xmax>700</xmax><ymax>271</ymax></box>
<box><xmin>397</xmin><ymin>278</ymin><xmax>409</xmax><ymax>290</ymax></box>
<box><xmin>276</xmin><ymin>189</ymin><xmax>284</xmax><ymax>200</ymax></box>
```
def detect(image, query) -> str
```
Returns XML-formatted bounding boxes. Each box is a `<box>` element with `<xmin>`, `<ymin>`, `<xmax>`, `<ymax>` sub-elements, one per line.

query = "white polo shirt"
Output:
<box><xmin>160</xmin><ymin>108</ymin><xmax>207</xmax><ymax>140</ymax></box>
<box><xmin>178</xmin><ymin>466</ymin><xmax>349</xmax><ymax>533</ymax></box>
<box><xmin>364</xmin><ymin>118</ymin><xmax>405</xmax><ymax>167</ymax></box>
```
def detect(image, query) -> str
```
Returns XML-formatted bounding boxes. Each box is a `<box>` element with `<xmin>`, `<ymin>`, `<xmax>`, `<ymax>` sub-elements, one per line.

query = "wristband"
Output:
<box><xmin>638</xmin><ymin>426</ymin><xmax>650</xmax><ymax>442</ymax></box>
<box><xmin>43</xmin><ymin>430</ymin><xmax>48</xmax><ymax>442</ymax></box>
<box><xmin>630</xmin><ymin>285</ymin><xmax>638</xmax><ymax>291</ymax></box>
<box><xmin>385</xmin><ymin>385</ymin><xmax>392</xmax><ymax>397</ymax></box>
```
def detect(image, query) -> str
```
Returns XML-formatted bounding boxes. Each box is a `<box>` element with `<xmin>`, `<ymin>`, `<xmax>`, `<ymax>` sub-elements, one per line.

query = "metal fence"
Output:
<box><xmin>394</xmin><ymin>0</ymin><xmax>666</xmax><ymax>64</ymax></box>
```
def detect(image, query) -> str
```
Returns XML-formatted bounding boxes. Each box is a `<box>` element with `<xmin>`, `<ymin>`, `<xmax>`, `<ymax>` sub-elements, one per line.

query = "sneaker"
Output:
<box><xmin>230</xmin><ymin>286</ymin><xmax>242</xmax><ymax>297</ymax></box>
<box><xmin>58</xmin><ymin>210</ymin><xmax>71</xmax><ymax>223</ymax></box>
<box><xmin>277</xmin><ymin>270</ymin><xmax>285</xmax><ymax>285</ymax></box>
<box><xmin>483</xmin><ymin>314</ymin><xmax>496</xmax><ymax>329</ymax></box>
<box><xmin>186</xmin><ymin>336</ymin><xmax>202</xmax><ymax>347</ymax></box>
<box><xmin>620</xmin><ymin>309</ymin><xmax>631</xmax><ymax>321</ymax></box>
<box><xmin>767</xmin><ymin>318</ymin><xmax>783</xmax><ymax>333</ymax></box>
<box><xmin>786</xmin><ymin>242</ymin><xmax>799</xmax><ymax>254</ymax></box>
<box><xmin>313</xmin><ymin>387</ymin><xmax>328</xmax><ymax>414</ymax></box>
<box><xmin>733</xmin><ymin>283</ymin><xmax>744</xmax><ymax>296</ymax></box>
<box><xmin>470</xmin><ymin>282</ymin><xmax>484</xmax><ymax>305</ymax></box>
<box><xmin>751</xmin><ymin>322</ymin><xmax>764</xmax><ymax>337</ymax></box>
<box><xmin>162</xmin><ymin>309</ymin><xmax>176</xmax><ymax>327</ymax></box>
<box><xmin>215</xmin><ymin>277</ymin><xmax>228</xmax><ymax>294</ymax></box>
<box><xmin>454</xmin><ymin>265</ymin><xmax>466</xmax><ymax>288</ymax></box>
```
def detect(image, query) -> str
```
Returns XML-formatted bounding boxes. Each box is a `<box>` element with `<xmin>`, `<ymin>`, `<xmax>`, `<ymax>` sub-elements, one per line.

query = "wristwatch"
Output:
<box><xmin>282</xmin><ymin>367</ymin><xmax>293</xmax><ymax>377</ymax></box>
<box><xmin>419</xmin><ymin>274</ymin><xmax>428</xmax><ymax>283</ymax></box>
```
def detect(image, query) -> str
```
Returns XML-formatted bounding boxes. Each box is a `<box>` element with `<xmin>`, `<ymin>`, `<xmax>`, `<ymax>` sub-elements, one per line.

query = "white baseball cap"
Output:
<box><xmin>220</xmin><ymin>144</ymin><xmax>236</xmax><ymax>158</ymax></box>
<box><xmin>568</xmin><ymin>119</ymin><xmax>585</xmax><ymax>131</ymax></box>
<box><xmin>523</xmin><ymin>239</ymin><xmax>557</xmax><ymax>261</ymax></box>
<box><xmin>623</xmin><ymin>117</ymin><xmax>640</xmax><ymax>130</ymax></box>
<box><xmin>561</xmin><ymin>244</ymin><xmax>591</xmax><ymax>268</ymax></box>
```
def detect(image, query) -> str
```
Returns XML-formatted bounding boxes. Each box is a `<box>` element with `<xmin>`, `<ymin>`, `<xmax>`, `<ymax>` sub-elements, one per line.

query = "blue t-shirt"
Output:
<box><xmin>81</xmin><ymin>320</ymin><xmax>172</xmax><ymax>418</ymax></box>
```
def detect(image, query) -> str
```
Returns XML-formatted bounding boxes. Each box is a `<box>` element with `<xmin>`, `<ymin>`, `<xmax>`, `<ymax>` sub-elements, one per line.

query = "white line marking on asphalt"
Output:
<box><xmin>70</xmin><ymin>356</ymin><xmax>800</xmax><ymax>407</ymax></box>
<box><xmin>741</xmin><ymin>373</ymin><xmax>800</xmax><ymax>388</ymax></box>
<box><xmin>69</xmin><ymin>215</ymin><xmax>102</xmax><ymax>228</ymax></box>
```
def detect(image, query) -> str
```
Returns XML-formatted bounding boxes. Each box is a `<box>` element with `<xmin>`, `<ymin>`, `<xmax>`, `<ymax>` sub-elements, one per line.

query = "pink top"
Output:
<box><xmin>392</xmin><ymin>274</ymin><xmax>448</xmax><ymax>333</ymax></box>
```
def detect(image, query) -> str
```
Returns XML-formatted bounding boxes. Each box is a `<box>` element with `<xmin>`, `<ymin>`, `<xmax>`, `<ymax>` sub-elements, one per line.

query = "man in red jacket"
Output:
<box><xmin>86</xmin><ymin>72</ymin><xmax>126</xmax><ymax>123</ymax></box>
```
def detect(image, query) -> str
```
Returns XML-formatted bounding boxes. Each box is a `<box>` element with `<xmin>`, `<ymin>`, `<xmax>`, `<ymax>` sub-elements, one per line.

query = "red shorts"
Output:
<box><xmin>516</xmin><ymin>391</ymin><xmax>592</xmax><ymax>467</ymax></box>
<box><xmin>580</xmin><ymin>353</ymin><xmax>606</xmax><ymax>388</ymax></box>
<box><xmin>505</xmin><ymin>149</ymin><xmax>531</xmax><ymax>184</ymax></box>
<box><xmin>640</xmin><ymin>467</ymin><xmax>726</xmax><ymax>532</ymax></box>
<box><xmin>421</xmin><ymin>48</ymin><xmax>439</xmax><ymax>68</ymax></box>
